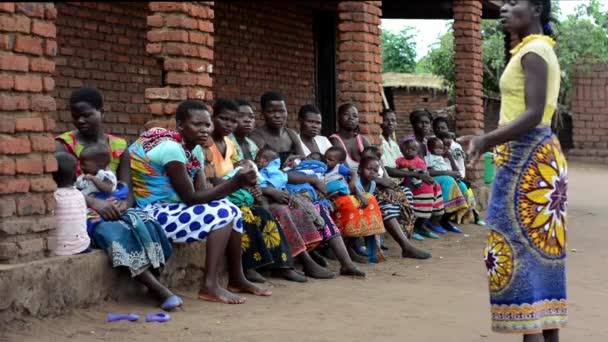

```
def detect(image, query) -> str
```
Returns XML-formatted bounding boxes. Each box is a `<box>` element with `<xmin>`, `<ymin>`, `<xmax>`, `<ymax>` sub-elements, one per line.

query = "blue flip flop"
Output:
<box><xmin>107</xmin><ymin>313</ymin><xmax>139</xmax><ymax>322</ymax></box>
<box><xmin>160</xmin><ymin>295</ymin><xmax>183</xmax><ymax>311</ymax></box>
<box><xmin>415</xmin><ymin>227</ymin><xmax>440</xmax><ymax>239</ymax></box>
<box><xmin>146</xmin><ymin>312</ymin><xmax>171</xmax><ymax>323</ymax></box>
<box><xmin>425</xmin><ymin>221</ymin><xmax>447</xmax><ymax>234</ymax></box>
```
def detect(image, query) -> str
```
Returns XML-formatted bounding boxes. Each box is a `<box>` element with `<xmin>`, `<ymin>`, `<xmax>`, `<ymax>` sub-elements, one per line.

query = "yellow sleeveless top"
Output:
<box><xmin>498</xmin><ymin>35</ymin><xmax>561</xmax><ymax>126</ymax></box>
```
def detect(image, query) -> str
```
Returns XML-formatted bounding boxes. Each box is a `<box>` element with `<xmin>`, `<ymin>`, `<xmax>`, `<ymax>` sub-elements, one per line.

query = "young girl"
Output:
<box><xmin>357</xmin><ymin>155</ymin><xmax>431</xmax><ymax>260</ymax></box>
<box><xmin>52</xmin><ymin>152</ymin><xmax>91</xmax><ymax>256</ymax></box>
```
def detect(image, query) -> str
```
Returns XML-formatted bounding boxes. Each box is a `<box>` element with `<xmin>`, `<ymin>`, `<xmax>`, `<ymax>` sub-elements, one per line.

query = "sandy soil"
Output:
<box><xmin>3</xmin><ymin>164</ymin><xmax>606</xmax><ymax>342</ymax></box>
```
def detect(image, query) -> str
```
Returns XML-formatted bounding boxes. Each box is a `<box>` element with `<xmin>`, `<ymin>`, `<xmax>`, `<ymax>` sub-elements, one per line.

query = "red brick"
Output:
<box><xmin>30</xmin><ymin>95</ymin><xmax>55</xmax><ymax>112</ymax></box>
<box><xmin>43</xmin><ymin>154</ymin><xmax>57</xmax><ymax>172</ymax></box>
<box><xmin>16</xmin><ymin>194</ymin><xmax>46</xmax><ymax>216</ymax></box>
<box><xmin>15</xmin><ymin>117</ymin><xmax>44</xmax><ymax>132</ymax></box>
<box><xmin>165</xmin><ymin>15</ymin><xmax>198</xmax><ymax>29</ymax></box>
<box><xmin>30</xmin><ymin>135</ymin><xmax>55</xmax><ymax>152</ymax></box>
<box><xmin>16</xmin><ymin>3</ymin><xmax>44</xmax><ymax>18</ymax></box>
<box><xmin>0</xmin><ymin>94</ymin><xmax>28</xmax><ymax>111</ymax></box>
<box><xmin>30</xmin><ymin>57</ymin><xmax>55</xmax><ymax>72</ymax></box>
<box><xmin>0</xmin><ymin>53</ymin><xmax>28</xmax><ymax>71</ymax></box>
<box><xmin>0</xmin><ymin>3</ymin><xmax>15</xmax><ymax>13</ymax></box>
<box><xmin>198</xmin><ymin>20</ymin><xmax>213</xmax><ymax>33</ymax></box>
<box><xmin>149</xmin><ymin>2</ymin><xmax>189</xmax><ymax>13</ymax></box>
<box><xmin>14</xmin><ymin>35</ymin><xmax>43</xmax><ymax>55</ymax></box>
<box><xmin>32</xmin><ymin>20</ymin><xmax>55</xmax><ymax>38</ymax></box>
<box><xmin>0</xmin><ymin>74</ymin><xmax>13</xmax><ymax>90</ymax></box>
<box><xmin>43</xmin><ymin>39</ymin><xmax>56</xmax><ymax>56</ymax></box>
<box><xmin>149</xmin><ymin>102</ymin><xmax>164</xmax><ymax>115</ymax></box>
<box><xmin>42</xmin><ymin>76</ymin><xmax>54</xmax><ymax>91</ymax></box>
<box><xmin>0</xmin><ymin>158</ymin><xmax>15</xmax><ymax>175</ymax></box>
<box><xmin>30</xmin><ymin>176</ymin><xmax>56</xmax><ymax>192</ymax></box>
<box><xmin>14</xmin><ymin>75</ymin><xmax>43</xmax><ymax>92</ymax></box>
<box><xmin>146</xmin><ymin>43</ymin><xmax>162</xmax><ymax>55</ymax></box>
<box><xmin>0</xmin><ymin>177</ymin><xmax>29</xmax><ymax>194</ymax></box>
<box><xmin>45</xmin><ymin>6</ymin><xmax>57</xmax><ymax>20</ymax></box>
<box><xmin>16</xmin><ymin>155</ymin><xmax>43</xmax><ymax>175</ymax></box>
<box><xmin>147</xmin><ymin>14</ymin><xmax>164</xmax><ymax>27</ymax></box>
<box><xmin>166</xmin><ymin>71</ymin><xmax>197</xmax><ymax>86</ymax></box>
<box><xmin>44</xmin><ymin>192</ymin><xmax>55</xmax><ymax>212</ymax></box>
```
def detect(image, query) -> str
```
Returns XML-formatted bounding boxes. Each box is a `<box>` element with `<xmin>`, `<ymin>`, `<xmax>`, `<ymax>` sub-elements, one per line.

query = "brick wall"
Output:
<box><xmin>54</xmin><ymin>2</ymin><xmax>161</xmax><ymax>142</ymax></box>
<box><xmin>337</xmin><ymin>1</ymin><xmax>383</xmax><ymax>144</ymax></box>
<box><xmin>568</xmin><ymin>62</ymin><xmax>608</xmax><ymax>164</ymax></box>
<box><xmin>213</xmin><ymin>1</ymin><xmax>316</xmax><ymax>129</ymax></box>
<box><xmin>0</xmin><ymin>3</ymin><xmax>58</xmax><ymax>263</ymax></box>
<box><xmin>390</xmin><ymin>88</ymin><xmax>449</xmax><ymax>140</ymax></box>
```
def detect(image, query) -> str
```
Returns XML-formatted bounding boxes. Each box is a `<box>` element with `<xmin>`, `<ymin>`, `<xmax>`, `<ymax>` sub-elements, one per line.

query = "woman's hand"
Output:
<box><xmin>311</xmin><ymin>179</ymin><xmax>327</xmax><ymax>197</ymax></box>
<box><xmin>88</xmin><ymin>197</ymin><xmax>122</xmax><ymax>221</ymax></box>
<box><xmin>234</xmin><ymin>165</ymin><xmax>258</xmax><ymax>187</ymax></box>
<box><xmin>375</xmin><ymin>177</ymin><xmax>396</xmax><ymax>189</ymax></box>
<box><xmin>458</xmin><ymin>135</ymin><xmax>489</xmax><ymax>166</ymax></box>
<box><xmin>268</xmin><ymin>188</ymin><xmax>290</xmax><ymax>204</ymax></box>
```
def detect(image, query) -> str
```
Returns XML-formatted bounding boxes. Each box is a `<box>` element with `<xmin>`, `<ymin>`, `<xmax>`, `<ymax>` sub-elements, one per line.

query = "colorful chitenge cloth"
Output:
<box><xmin>485</xmin><ymin>126</ymin><xmax>568</xmax><ymax>333</ymax></box>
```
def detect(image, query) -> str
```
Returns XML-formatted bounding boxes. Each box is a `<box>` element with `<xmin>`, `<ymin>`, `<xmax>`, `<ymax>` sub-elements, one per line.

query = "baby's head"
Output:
<box><xmin>358</xmin><ymin>155</ymin><xmax>380</xmax><ymax>182</ymax></box>
<box><xmin>53</xmin><ymin>152</ymin><xmax>78</xmax><ymax>188</ymax></box>
<box><xmin>427</xmin><ymin>137</ymin><xmax>445</xmax><ymax>156</ymax></box>
<box><xmin>324</xmin><ymin>147</ymin><xmax>346</xmax><ymax>170</ymax></box>
<box><xmin>402</xmin><ymin>139</ymin><xmax>419</xmax><ymax>159</ymax></box>
<box><xmin>436</xmin><ymin>131</ymin><xmax>453</xmax><ymax>150</ymax></box>
<box><xmin>362</xmin><ymin>145</ymin><xmax>382</xmax><ymax>160</ymax></box>
<box><xmin>79</xmin><ymin>143</ymin><xmax>111</xmax><ymax>175</ymax></box>
<box><xmin>255</xmin><ymin>147</ymin><xmax>278</xmax><ymax>169</ymax></box>
<box><xmin>306</xmin><ymin>152</ymin><xmax>324</xmax><ymax>162</ymax></box>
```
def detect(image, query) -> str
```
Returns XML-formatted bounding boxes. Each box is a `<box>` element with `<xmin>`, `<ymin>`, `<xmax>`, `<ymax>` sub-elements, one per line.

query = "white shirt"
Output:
<box><xmin>299</xmin><ymin>135</ymin><xmax>333</xmax><ymax>156</ymax></box>
<box><xmin>449</xmin><ymin>142</ymin><xmax>466</xmax><ymax>178</ymax></box>
<box><xmin>53</xmin><ymin>187</ymin><xmax>90</xmax><ymax>256</ymax></box>
<box><xmin>76</xmin><ymin>169</ymin><xmax>117</xmax><ymax>196</ymax></box>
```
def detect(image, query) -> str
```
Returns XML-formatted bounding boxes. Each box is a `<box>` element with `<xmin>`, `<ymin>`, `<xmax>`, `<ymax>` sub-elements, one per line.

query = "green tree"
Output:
<box><xmin>381</xmin><ymin>27</ymin><xmax>417</xmax><ymax>73</ymax></box>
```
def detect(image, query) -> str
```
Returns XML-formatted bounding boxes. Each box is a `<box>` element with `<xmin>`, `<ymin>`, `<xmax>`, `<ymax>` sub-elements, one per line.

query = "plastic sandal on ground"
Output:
<box><xmin>146</xmin><ymin>312</ymin><xmax>171</xmax><ymax>323</ymax></box>
<box><xmin>442</xmin><ymin>223</ymin><xmax>463</xmax><ymax>234</ymax></box>
<box><xmin>415</xmin><ymin>227</ymin><xmax>440</xmax><ymax>239</ymax></box>
<box><xmin>411</xmin><ymin>232</ymin><xmax>425</xmax><ymax>241</ymax></box>
<box><xmin>160</xmin><ymin>295</ymin><xmax>183</xmax><ymax>311</ymax></box>
<box><xmin>107</xmin><ymin>313</ymin><xmax>139</xmax><ymax>322</ymax></box>
<box><xmin>476</xmin><ymin>220</ymin><xmax>487</xmax><ymax>226</ymax></box>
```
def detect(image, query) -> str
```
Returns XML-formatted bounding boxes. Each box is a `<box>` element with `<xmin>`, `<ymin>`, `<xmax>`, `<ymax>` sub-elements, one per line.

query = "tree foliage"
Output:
<box><xmin>381</xmin><ymin>27</ymin><xmax>417</xmax><ymax>73</ymax></box>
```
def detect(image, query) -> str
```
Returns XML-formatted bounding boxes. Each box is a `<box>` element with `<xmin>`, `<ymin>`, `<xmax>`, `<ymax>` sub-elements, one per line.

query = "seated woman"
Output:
<box><xmin>298</xmin><ymin>104</ymin><xmax>333</xmax><ymax>156</ymax></box>
<box><xmin>249</xmin><ymin>91</ymin><xmax>306</xmax><ymax>165</ymax></box>
<box><xmin>129</xmin><ymin>100</ymin><xmax>271</xmax><ymax>304</ymax></box>
<box><xmin>379</xmin><ymin>109</ymin><xmax>445</xmax><ymax>240</ymax></box>
<box><xmin>55</xmin><ymin>88</ymin><xmax>179</xmax><ymax>311</ymax></box>
<box><xmin>402</xmin><ymin>109</ymin><xmax>469</xmax><ymax>236</ymax></box>
<box><xmin>205</xmin><ymin>99</ymin><xmax>334</xmax><ymax>280</ymax></box>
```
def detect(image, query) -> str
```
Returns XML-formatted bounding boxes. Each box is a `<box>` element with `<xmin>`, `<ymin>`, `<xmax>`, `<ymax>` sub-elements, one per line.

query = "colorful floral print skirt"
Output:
<box><xmin>485</xmin><ymin>127</ymin><xmax>567</xmax><ymax>334</ymax></box>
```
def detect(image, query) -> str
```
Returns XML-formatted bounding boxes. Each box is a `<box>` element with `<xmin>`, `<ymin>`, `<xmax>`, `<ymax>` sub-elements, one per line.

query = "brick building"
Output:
<box><xmin>568</xmin><ymin>62</ymin><xmax>608</xmax><ymax>164</ymax></box>
<box><xmin>0</xmin><ymin>2</ymin><xmax>499</xmax><ymax>320</ymax></box>
<box><xmin>382</xmin><ymin>72</ymin><xmax>450</xmax><ymax>138</ymax></box>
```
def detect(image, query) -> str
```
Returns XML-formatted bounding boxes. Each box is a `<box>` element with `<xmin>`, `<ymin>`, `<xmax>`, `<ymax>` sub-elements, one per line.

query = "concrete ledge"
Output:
<box><xmin>0</xmin><ymin>241</ymin><xmax>208</xmax><ymax>326</ymax></box>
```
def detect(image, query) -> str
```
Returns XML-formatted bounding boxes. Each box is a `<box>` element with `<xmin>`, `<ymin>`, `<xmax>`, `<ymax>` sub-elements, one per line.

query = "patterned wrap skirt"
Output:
<box><xmin>375</xmin><ymin>186</ymin><xmax>415</xmax><ymax>237</ymax></box>
<box><xmin>331</xmin><ymin>193</ymin><xmax>385</xmax><ymax>238</ymax></box>
<box><xmin>268</xmin><ymin>202</ymin><xmax>323</xmax><ymax>257</ymax></box>
<box><xmin>433</xmin><ymin>175</ymin><xmax>469</xmax><ymax>215</ymax></box>
<box><xmin>485</xmin><ymin>127</ymin><xmax>567</xmax><ymax>334</ymax></box>
<box><xmin>405</xmin><ymin>178</ymin><xmax>445</xmax><ymax>219</ymax></box>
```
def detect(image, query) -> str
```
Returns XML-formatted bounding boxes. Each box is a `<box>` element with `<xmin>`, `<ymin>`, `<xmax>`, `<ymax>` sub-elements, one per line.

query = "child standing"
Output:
<box><xmin>52</xmin><ymin>152</ymin><xmax>91</xmax><ymax>256</ymax></box>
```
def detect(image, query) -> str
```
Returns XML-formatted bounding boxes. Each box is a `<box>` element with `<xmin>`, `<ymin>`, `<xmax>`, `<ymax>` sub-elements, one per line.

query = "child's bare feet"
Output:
<box><xmin>228</xmin><ymin>278</ymin><xmax>272</xmax><ymax>297</ymax></box>
<box><xmin>198</xmin><ymin>285</ymin><xmax>246</xmax><ymax>304</ymax></box>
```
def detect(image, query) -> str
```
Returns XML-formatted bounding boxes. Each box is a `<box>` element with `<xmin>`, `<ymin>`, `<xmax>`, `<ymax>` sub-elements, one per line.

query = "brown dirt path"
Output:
<box><xmin>3</xmin><ymin>163</ymin><xmax>606</xmax><ymax>342</ymax></box>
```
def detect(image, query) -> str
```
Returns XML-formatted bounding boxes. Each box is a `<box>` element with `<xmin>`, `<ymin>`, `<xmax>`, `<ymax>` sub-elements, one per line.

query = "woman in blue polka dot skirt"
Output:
<box><xmin>129</xmin><ymin>101</ymin><xmax>271</xmax><ymax>304</ymax></box>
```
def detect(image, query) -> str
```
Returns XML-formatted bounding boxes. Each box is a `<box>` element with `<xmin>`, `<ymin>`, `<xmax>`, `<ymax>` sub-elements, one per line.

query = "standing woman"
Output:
<box><xmin>461</xmin><ymin>1</ymin><xmax>567</xmax><ymax>341</ymax></box>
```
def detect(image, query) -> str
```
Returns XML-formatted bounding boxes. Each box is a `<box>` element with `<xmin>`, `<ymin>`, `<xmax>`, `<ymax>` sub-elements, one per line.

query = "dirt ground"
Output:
<box><xmin>3</xmin><ymin>163</ymin><xmax>606</xmax><ymax>342</ymax></box>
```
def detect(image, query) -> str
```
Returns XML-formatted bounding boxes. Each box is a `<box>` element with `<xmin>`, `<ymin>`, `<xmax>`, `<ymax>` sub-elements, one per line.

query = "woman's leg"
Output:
<box><xmin>198</xmin><ymin>225</ymin><xmax>246</xmax><ymax>304</ymax></box>
<box><xmin>543</xmin><ymin>329</ymin><xmax>559</xmax><ymax>342</ymax></box>
<box><xmin>226</xmin><ymin>229</ymin><xmax>272</xmax><ymax>296</ymax></box>
<box><xmin>384</xmin><ymin>218</ymin><xmax>432</xmax><ymax>259</ymax></box>
<box><xmin>523</xmin><ymin>333</ymin><xmax>545</xmax><ymax>342</ymax></box>
<box><xmin>345</xmin><ymin>237</ymin><xmax>369</xmax><ymax>263</ymax></box>
<box><xmin>298</xmin><ymin>251</ymin><xmax>336</xmax><ymax>279</ymax></box>
<box><xmin>327</xmin><ymin>236</ymin><xmax>366</xmax><ymax>277</ymax></box>
<box><xmin>135</xmin><ymin>269</ymin><xmax>174</xmax><ymax>300</ymax></box>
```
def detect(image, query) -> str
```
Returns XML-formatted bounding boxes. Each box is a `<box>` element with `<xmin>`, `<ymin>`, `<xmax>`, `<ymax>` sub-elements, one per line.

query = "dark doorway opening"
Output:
<box><xmin>314</xmin><ymin>11</ymin><xmax>337</xmax><ymax>136</ymax></box>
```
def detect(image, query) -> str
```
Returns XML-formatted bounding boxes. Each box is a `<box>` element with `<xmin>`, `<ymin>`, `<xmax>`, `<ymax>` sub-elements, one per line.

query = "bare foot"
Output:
<box><xmin>245</xmin><ymin>269</ymin><xmax>267</xmax><ymax>283</ymax></box>
<box><xmin>198</xmin><ymin>285</ymin><xmax>246</xmax><ymax>304</ymax></box>
<box><xmin>303</xmin><ymin>263</ymin><xmax>336</xmax><ymax>279</ymax></box>
<box><xmin>339</xmin><ymin>266</ymin><xmax>366</xmax><ymax>277</ymax></box>
<box><xmin>347</xmin><ymin>246</ymin><xmax>369</xmax><ymax>264</ymax></box>
<box><xmin>273</xmin><ymin>268</ymin><xmax>308</xmax><ymax>283</ymax></box>
<box><xmin>402</xmin><ymin>247</ymin><xmax>432</xmax><ymax>260</ymax></box>
<box><xmin>228</xmin><ymin>279</ymin><xmax>272</xmax><ymax>297</ymax></box>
